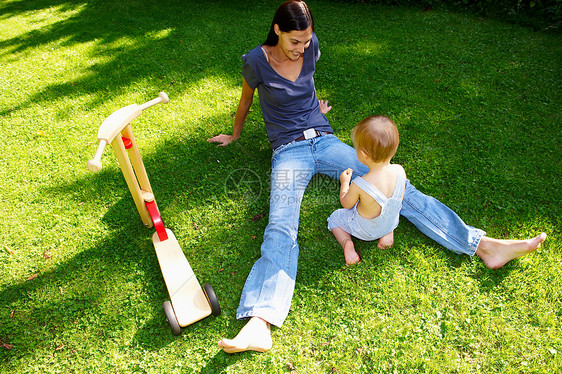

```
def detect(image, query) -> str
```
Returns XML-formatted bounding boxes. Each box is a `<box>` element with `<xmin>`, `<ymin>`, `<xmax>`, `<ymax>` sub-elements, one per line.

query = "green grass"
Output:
<box><xmin>0</xmin><ymin>0</ymin><xmax>560</xmax><ymax>372</ymax></box>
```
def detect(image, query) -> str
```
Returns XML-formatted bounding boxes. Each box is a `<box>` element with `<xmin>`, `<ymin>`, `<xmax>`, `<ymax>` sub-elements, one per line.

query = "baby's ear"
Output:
<box><xmin>359</xmin><ymin>150</ymin><xmax>371</xmax><ymax>162</ymax></box>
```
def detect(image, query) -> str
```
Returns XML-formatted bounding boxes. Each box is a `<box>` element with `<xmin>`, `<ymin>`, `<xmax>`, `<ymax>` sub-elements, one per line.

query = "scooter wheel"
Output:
<box><xmin>163</xmin><ymin>300</ymin><xmax>181</xmax><ymax>336</ymax></box>
<box><xmin>202</xmin><ymin>283</ymin><xmax>221</xmax><ymax>316</ymax></box>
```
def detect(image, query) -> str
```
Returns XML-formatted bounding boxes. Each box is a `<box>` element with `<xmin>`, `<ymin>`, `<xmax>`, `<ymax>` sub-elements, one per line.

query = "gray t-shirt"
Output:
<box><xmin>242</xmin><ymin>33</ymin><xmax>333</xmax><ymax>149</ymax></box>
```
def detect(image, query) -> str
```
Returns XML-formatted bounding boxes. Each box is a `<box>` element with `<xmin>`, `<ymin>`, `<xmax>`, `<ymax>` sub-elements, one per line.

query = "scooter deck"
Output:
<box><xmin>152</xmin><ymin>228</ymin><xmax>212</xmax><ymax>327</ymax></box>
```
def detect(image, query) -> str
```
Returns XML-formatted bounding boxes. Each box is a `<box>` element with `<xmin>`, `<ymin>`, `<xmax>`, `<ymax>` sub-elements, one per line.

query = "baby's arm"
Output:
<box><xmin>339</xmin><ymin>169</ymin><xmax>360</xmax><ymax>209</ymax></box>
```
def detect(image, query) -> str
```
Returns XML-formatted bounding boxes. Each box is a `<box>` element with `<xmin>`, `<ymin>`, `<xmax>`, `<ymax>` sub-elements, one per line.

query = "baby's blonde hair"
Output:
<box><xmin>352</xmin><ymin>115</ymin><xmax>399</xmax><ymax>163</ymax></box>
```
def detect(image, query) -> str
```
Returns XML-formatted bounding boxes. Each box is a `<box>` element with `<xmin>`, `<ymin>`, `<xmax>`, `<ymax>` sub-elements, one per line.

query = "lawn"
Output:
<box><xmin>0</xmin><ymin>0</ymin><xmax>560</xmax><ymax>372</ymax></box>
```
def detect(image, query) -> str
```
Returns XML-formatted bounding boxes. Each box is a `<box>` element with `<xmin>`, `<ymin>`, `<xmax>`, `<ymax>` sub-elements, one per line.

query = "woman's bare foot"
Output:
<box><xmin>218</xmin><ymin>317</ymin><xmax>272</xmax><ymax>353</ymax></box>
<box><xmin>476</xmin><ymin>232</ymin><xmax>547</xmax><ymax>270</ymax></box>
<box><xmin>343</xmin><ymin>238</ymin><xmax>361</xmax><ymax>265</ymax></box>
<box><xmin>377</xmin><ymin>231</ymin><xmax>394</xmax><ymax>249</ymax></box>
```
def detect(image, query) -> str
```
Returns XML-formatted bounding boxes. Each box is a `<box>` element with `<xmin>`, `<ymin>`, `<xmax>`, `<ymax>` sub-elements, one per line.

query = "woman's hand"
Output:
<box><xmin>319</xmin><ymin>99</ymin><xmax>332</xmax><ymax>114</ymax></box>
<box><xmin>208</xmin><ymin>134</ymin><xmax>234</xmax><ymax>146</ymax></box>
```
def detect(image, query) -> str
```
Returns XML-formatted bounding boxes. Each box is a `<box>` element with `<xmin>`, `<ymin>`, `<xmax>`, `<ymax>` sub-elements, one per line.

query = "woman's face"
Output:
<box><xmin>276</xmin><ymin>26</ymin><xmax>313</xmax><ymax>61</ymax></box>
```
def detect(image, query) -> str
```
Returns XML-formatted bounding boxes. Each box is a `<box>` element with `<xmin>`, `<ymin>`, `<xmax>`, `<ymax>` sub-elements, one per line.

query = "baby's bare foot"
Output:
<box><xmin>343</xmin><ymin>239</ymin><xmax>361</xmax><ymax>265</ymax></box>
<box><xmin>377</xmin><ymin>231</ymin><xmax>394</xmax><ymax>249</ymax></box>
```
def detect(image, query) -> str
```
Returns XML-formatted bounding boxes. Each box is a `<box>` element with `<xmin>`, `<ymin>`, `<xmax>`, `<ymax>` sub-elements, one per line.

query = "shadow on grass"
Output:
<box><xmin>197</xmin><ymin>350</ymin><xmax>247</xmax><ymax>374</ymax></box>
<box><xmin>0</xmin><ymin>132</ymin><xmax>271</xmax><ymax>362</ymax></box>
<box><xmin>0</xmin><ymin>0</ymin><xmax>265</xmax><ymax>116</ymax></box>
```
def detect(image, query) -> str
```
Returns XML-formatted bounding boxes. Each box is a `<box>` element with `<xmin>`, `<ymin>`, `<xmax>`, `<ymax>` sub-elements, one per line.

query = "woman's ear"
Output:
<box><xmin>274</xmin><ymin>24</ymin><xmax>280</xmax><ymax>36</ymax></box>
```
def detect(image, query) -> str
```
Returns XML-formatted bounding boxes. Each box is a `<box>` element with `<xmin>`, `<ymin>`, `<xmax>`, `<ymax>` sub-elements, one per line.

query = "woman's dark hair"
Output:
<box><xmin>264</xmin><ymin>0</ymin><xmax>314</xmax><ymax>46</ymax></box>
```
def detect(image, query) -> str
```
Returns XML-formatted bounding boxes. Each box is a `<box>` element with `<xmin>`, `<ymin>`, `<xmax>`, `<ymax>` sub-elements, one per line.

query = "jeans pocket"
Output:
<box><xmin>272</xmin><ymin>141</ymin><xmax>294</xmax><ymax>159</ymax></box>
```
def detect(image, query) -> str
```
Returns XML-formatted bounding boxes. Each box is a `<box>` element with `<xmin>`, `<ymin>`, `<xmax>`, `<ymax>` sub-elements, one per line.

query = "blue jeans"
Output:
<box><xmin>236</xmin><ymin>134</ymin><xmax>485</xmax><ymax>327</ymax></box>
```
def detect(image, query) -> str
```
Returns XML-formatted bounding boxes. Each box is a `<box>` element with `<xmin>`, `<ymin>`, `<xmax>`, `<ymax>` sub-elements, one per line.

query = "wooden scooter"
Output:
<box><xmin>87</xmin><ymin>92</ymin><xmax>220</xmax><ymax>335</ymax></box>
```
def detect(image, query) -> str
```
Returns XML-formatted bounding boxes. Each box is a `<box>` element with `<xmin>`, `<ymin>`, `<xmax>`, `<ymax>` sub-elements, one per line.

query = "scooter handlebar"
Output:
<box><xmin>138</xmin><ymin>91</ymin><xmax>169</xmax><ymax>111</ymax></box>
<box><xmin>87</xmin><ymin>92</ymin><xmax>169</xmax><ymax>172</ymax></box>
<box><xmin>87</xmin><ymin>140</ymin><xmax>107</xmax><ymax>172</ymax></box>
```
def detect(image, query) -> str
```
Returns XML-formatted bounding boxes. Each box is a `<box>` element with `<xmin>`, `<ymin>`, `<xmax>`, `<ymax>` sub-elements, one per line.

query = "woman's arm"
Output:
<box><xmin>208</xmin><ymin>78</ymin><xmax>255</xmax><ymax>146</ymax></box>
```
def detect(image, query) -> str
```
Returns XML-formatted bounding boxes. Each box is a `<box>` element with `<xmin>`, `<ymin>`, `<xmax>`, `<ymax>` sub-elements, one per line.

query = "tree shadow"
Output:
<box><xmin>0</xmin><ymin>0</ymin><xmax>266</xmax><ymax>116</ymax></box>
<box><xmin>0</xmin><ymin>122</ymin><xmax>272</xmax><ymax>365</ymax></box>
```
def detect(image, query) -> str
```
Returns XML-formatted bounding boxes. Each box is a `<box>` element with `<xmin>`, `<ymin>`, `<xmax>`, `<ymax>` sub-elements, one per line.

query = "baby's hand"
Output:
<box><xmin>340</xmin><ymin>168</ymin><xmax>352</xmax><ymax>183</ymax></box>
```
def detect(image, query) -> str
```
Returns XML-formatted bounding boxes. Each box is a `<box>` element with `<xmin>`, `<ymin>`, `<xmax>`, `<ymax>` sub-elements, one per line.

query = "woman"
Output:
<box><xmin>208</xmin><ymin>0</ymin><xmax>546</xmax><ymax>353</ymax></box>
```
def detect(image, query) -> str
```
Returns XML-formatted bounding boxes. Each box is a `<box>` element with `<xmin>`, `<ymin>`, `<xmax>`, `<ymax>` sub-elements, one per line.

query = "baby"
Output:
<box><xmin>327</xmin><ymin>115</ymin><xmax>405</xmax><ymax>265</ymax></box>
